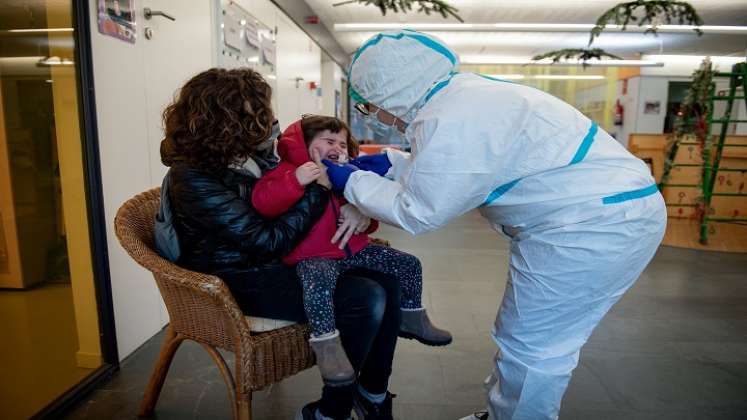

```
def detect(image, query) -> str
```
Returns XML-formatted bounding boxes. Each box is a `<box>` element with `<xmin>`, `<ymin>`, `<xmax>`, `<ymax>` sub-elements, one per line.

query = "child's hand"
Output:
<box><xmin>295</xmin><ymin>162</ymin><xmax>321</xmax><ymax>186</ymax></box>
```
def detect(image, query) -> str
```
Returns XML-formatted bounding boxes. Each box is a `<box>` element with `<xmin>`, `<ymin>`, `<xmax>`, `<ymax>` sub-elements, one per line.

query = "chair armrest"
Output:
<box><xmin>150</xmin><ymin>262</ymin><xmax>253</xmax><ymax>352</ymax></box>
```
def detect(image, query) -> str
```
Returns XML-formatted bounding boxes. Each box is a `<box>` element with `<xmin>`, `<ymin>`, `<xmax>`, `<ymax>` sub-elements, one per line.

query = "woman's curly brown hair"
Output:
<box><xmin>160</xmin><ymin>68</ymin><xmax>274</xmax><ymax>174</ymax></box>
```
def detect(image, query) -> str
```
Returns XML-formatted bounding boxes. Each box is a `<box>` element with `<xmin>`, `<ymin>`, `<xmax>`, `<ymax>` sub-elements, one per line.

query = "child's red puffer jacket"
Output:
<box><xmin>252</xmin><ymin>120</ymin><xmax>377</xmax><ymax>265</ymax></box>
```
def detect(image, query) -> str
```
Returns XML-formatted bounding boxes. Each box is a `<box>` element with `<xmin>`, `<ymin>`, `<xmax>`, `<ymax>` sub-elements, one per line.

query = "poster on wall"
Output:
<box><xmin>259</xmin><ymin>30</ymin><xmax>276</xmax><ymax>66</ymax></box>
<box><xmin>97</xmin><ymin>0</ymin><xmax>137</xmax><ymax>44</ymax></box>
<box><xmin>218</xmin><ymin>0</ymin><xmax>275</xmax><ymax>75</ymax></box>
<box><xmin>245</xmin><ymin>19</ymin><xmax>259</xmax><ymax>48</ymax></box>
<box><xmin>223</xmin><ymin>15</ymin><xmax>243</xmax><ymax>51</ymax></box>
<box><xmin>644</xmin><ymin>100</ymin><xmax>661</xmax><ymax>115</ymax></box>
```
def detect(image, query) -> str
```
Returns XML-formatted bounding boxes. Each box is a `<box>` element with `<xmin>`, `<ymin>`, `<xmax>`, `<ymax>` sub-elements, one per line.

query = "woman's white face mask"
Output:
<box><xmin>251</xmin><ymin>120</ymin><xmax>281</xmax><ymax>172</ymax></box>
<box><xmin>256</xmin><ymin>120</ymin><xmax>280</xmax><ymax>151</ymax></box>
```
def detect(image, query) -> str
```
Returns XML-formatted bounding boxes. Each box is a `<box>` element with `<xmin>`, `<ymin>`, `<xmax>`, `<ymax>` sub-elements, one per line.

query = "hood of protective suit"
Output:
<box><xmin>348</xmin><ymin>30</ymin><xmax>459</xmax><ymax>123</ymax></box>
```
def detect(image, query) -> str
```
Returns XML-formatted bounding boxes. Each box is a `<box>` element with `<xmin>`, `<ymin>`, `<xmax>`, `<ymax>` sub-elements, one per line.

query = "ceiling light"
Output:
<box><xmin>643</xmin><ymin>54</ymin><xmax>746</xmax><ymax>63</ymax></box>
<box><xmin>36</xmin><ymin>56</ymin><xmax>75</xmax><ymax>66</ymax></box>
<box><xmin>334</xmin><ymin>23</ymin><xmax>747</xmax><ymax>34</ymax></box>
<box><xmin>336</xmin><ymin>23</ymin><xmax>595</xmax><ymax>31</ymax></box>
<box><xmin>484</xmin><ymin>74</ymin><xmax>525</xmax><ymax>80</ymax></box>
<box><xmin>534</xmin><ymin>75</ymin><xmax>605</xmax><ymax>80</ymax></box>
<box><xmin>641</xmin><ymin>55</ymin><xmax>747</xmax><ymax>71</ymax></box>
<box><xmin>461</xmin><ymin>56</ymin><xmax>663</xmax><ymax>67</ymax></box>
<box><xmin>5</xmin><ymin>28</ymin><xmax>74</xmax><ymax>33</ymax></box>
<box><xmin>657</xmin><ymin>25</ymin><xmax>747</xmax><ymax>33</ymax></box>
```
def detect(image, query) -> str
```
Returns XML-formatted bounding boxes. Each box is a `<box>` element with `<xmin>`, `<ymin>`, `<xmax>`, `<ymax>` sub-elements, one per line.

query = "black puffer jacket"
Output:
<box><xmin>168</xmin><ymin>162</ymin><xmax>328</xmax><ymax>276</ymax></box>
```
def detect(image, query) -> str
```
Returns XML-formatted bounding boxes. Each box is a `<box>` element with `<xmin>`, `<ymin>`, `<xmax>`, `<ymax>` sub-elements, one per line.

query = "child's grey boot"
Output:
<box><xmin>399</xmin><ymin>308</ymin><xmax>453</xmax><ymax>346</ymax></box>
<box><xmin>309</xmin><ymin>330</ymin><xmax>356</xmax><ymax>386</ymax></box>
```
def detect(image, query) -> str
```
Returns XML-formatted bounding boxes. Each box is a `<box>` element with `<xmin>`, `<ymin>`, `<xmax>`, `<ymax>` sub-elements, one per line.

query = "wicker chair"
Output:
<box><xmin>114</xmin><ymin>188</ymin><xmax>314</xmax><ymax>420</ymax></box>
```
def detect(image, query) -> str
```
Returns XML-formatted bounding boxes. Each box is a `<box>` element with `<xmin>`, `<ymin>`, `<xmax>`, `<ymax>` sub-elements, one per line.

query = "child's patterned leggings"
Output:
<box><xmin>297</xmin><ymin>244</ymin><xmax>422</xmax><ymax>337</ymax></box>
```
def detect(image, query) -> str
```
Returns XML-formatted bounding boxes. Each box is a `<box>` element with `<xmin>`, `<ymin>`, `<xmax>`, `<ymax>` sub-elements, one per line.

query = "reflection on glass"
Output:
<box><xmin>0</xmin><ymin>1</ymin><xmax>103</xmax><ymax>418</ymax></box>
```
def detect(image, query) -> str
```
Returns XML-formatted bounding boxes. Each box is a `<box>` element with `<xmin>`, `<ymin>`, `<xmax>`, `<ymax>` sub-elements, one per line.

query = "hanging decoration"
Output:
<box><xmin>533</xmin><ymin>0</ymin><xmax>703</xmax><ymax>67</ymax></box>
<box><xmin>333</xmin><ymin>0</ymin><xmax>463</xmax><ymax>22</ymax></box>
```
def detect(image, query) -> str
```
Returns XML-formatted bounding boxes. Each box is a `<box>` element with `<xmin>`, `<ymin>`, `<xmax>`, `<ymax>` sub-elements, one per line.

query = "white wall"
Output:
<box><xmin>91</xmin><ymin>0</ymin><xmax>216</xmax><ymax>360</ymax></box>
<box><xmin>229</xmin><ymin>0</ymin><xmax>278</xmax><ymax>116</ymax></box>
<box><xmin>220</xmin><ymin>0</ymin><xmax>325</xmax><ymax>127</ymax></box>
<box><xmin>91</xmin><ymin>0</ymin><xmax>326</xmax><ymax>360</ymax></box>
<box><xmin>616</xmin><ymin>76</ymin><xmax>703</xmax><ymax>147</ymax></box>
<box><xmin>321</xmin><ymin>55</ymin><xmax>344</xmax><ymax>118</ymax></box>
<box><xmin>275</xmin><ymin>10</ymin><xmax>322</xmax><ymax>127</ymax></box>
<box><xmin>617</xmin><ymin>76</ymin><xmax>640</xmax><ymax>148</ymax></box>
<box><xmin>90</xmin><ymin>5</ymin><xmax>168</xmax><ymax>360</ymax></box>
<box><xmin>635</xmin><ymin>77</ymin><xmax>669</xmax><ymax>135</ymax></box>
<box><xmin>640</xmin><ymin>55</ymin><xmax>747</xmax><ymax>137</ymax></box>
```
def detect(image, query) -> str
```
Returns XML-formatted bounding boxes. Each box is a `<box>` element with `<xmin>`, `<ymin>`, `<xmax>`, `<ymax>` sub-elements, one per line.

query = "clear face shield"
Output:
<box><xmin>354</xmin><ymin>102</ymin><xmax>410</xmax><ymax>148</ymax></box>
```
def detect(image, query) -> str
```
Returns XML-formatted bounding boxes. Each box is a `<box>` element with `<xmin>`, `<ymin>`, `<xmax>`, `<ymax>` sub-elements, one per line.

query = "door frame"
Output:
<box><xmin>33</xmin><ymin>0</ymin><xmax>120</xmax><ymax>417</ymax></box>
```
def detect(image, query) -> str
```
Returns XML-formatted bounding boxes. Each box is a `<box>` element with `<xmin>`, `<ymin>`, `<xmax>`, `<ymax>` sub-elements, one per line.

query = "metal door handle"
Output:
<box><xmin>144</xmin><ymin>7</ymin><xmax>175</xmax><ymax>21</ymax></box>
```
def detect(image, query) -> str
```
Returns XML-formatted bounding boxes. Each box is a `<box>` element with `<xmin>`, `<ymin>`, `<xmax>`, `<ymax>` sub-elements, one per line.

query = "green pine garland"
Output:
<box><xmin>661</xmin><ymin>58</ymin><xmax>713</xmax><ymax>187</ymax></box>
<box><xmin>333</xmin><ymin>0</ymin><xmax>463</xmax><ymax>22</ymax></box>
<box><xmin>531</xmin><ymin>49</ymin><xmax>623</xmax><ymax>69</ymax></box>
<box><xmin>333</xmin><ymin>1</ymin><xmax>704</xmax><ymax>69</ymax></box>
<box><xmin>673</xmin><ymin>58</ymin><xmax>713</xmax><ymax>143</ymax></box>
<box><xmin>590</xmin><ymin>0</ymin><xmax>703</xmax><ymax>45</ymax></box>
<box><xmin>535</xmin><ymin>0</ymin><xmax>703</xmax><ymax>67</ymax></box>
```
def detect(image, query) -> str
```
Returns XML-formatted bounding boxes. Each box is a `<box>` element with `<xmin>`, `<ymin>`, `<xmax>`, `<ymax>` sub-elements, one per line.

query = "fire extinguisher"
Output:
<box><xmin>614</xmin><ymin>99</ymin><xmax>624</xmax><ymax>126</ymax></box>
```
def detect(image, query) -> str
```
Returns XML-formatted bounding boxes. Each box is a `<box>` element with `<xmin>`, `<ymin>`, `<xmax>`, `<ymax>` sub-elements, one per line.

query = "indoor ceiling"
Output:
<box><xmin>305</xmin><ymin>0</ymin><xmax>747</xmax><ymax>59</ymax></box>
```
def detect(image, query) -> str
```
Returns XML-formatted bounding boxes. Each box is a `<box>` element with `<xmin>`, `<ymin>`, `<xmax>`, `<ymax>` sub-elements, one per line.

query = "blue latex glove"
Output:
<box><xmin>350</xmin><ymin>153</ymin><xmax>392</xmax><ymax>176</ymax></box>
<box><xmin>322</xmin><ymin>159</ymin><xmax>359</xmax><ymax>192</ymax></box>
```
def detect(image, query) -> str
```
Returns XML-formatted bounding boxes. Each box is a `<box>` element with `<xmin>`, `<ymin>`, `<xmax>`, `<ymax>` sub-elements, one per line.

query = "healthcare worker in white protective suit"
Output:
<box><xmin>322</xmin><ymin>30</ymin><xmax>668</xmax><ymax>420</ymax></box>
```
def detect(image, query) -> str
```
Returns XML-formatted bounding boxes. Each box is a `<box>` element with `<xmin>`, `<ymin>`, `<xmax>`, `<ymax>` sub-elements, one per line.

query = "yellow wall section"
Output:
<box><xmin>47</xmin><ymin>5</ymin><xmax>102</xmax><ymax>369</ymax></box>
<box><xmin>618</xmin><ymin>66</ymin><xmax>641</xmax><ymax>80</ymax></box>
<box><xmin>603</xmin><ymin>67</ymin><xmax>619</xmax><ymax>130</ymax></box>
<box><xmin>0</xmin><ymin>81</ymin><xmax>24</xmax><ymax>287</ymax></box>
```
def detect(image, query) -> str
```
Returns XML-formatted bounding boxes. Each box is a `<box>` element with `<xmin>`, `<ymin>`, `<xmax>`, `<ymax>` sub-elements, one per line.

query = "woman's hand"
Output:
<box><xmin>310</xmin><ymin>149</ymin><xmax>332</xmax><ymax>189</ymax></box>
<box><xmin>295</xmin><ymin>162</ymin><xmax>321</xmax><ymax>186</ymax></box>
<box><xmin>332</xmin><ymin>204</ymin><xmax>371</xmax><ymax>249</ymax></box>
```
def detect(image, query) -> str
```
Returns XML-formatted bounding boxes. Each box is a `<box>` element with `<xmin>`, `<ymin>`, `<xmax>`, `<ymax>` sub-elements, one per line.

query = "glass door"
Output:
<box><xmin>0</xmin><ymin>2</ymin><xmax>108</xmax><ymax>418</ymax></box>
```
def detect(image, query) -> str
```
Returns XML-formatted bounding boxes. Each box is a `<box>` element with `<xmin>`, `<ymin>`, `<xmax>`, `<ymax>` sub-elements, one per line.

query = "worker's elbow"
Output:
<box><xmin>400</xmin><ymin>213</ymin><xmax>443</xmax><ymax>236</ymax></box>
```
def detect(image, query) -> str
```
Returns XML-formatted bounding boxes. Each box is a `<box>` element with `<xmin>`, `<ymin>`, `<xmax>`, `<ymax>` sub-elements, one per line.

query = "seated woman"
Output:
<box><xmin>160</xmin><ymin>67</ymin><xmax>400</xmax><ymax>420</ymax></box>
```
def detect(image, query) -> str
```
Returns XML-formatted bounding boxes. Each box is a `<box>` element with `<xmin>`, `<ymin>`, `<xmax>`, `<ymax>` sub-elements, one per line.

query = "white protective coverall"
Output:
<box><xmin>344</xmin><ymin>30</ymin><xmax>667</xmax><ymax>419</ymax></box>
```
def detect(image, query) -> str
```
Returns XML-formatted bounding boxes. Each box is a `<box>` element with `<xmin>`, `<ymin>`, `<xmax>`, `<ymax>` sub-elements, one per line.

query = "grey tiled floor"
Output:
<box><xmin>64</xmin><ymin>211</ymin><xmax>747</xmax><ymax>419</ymax></box>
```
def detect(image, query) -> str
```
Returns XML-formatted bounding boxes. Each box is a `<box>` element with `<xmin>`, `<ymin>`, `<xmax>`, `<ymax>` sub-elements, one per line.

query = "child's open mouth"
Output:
<box><xmin>326</xmin><ymin>153</ymin><xmax>341</xmax><ymax>163</ymax></box>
